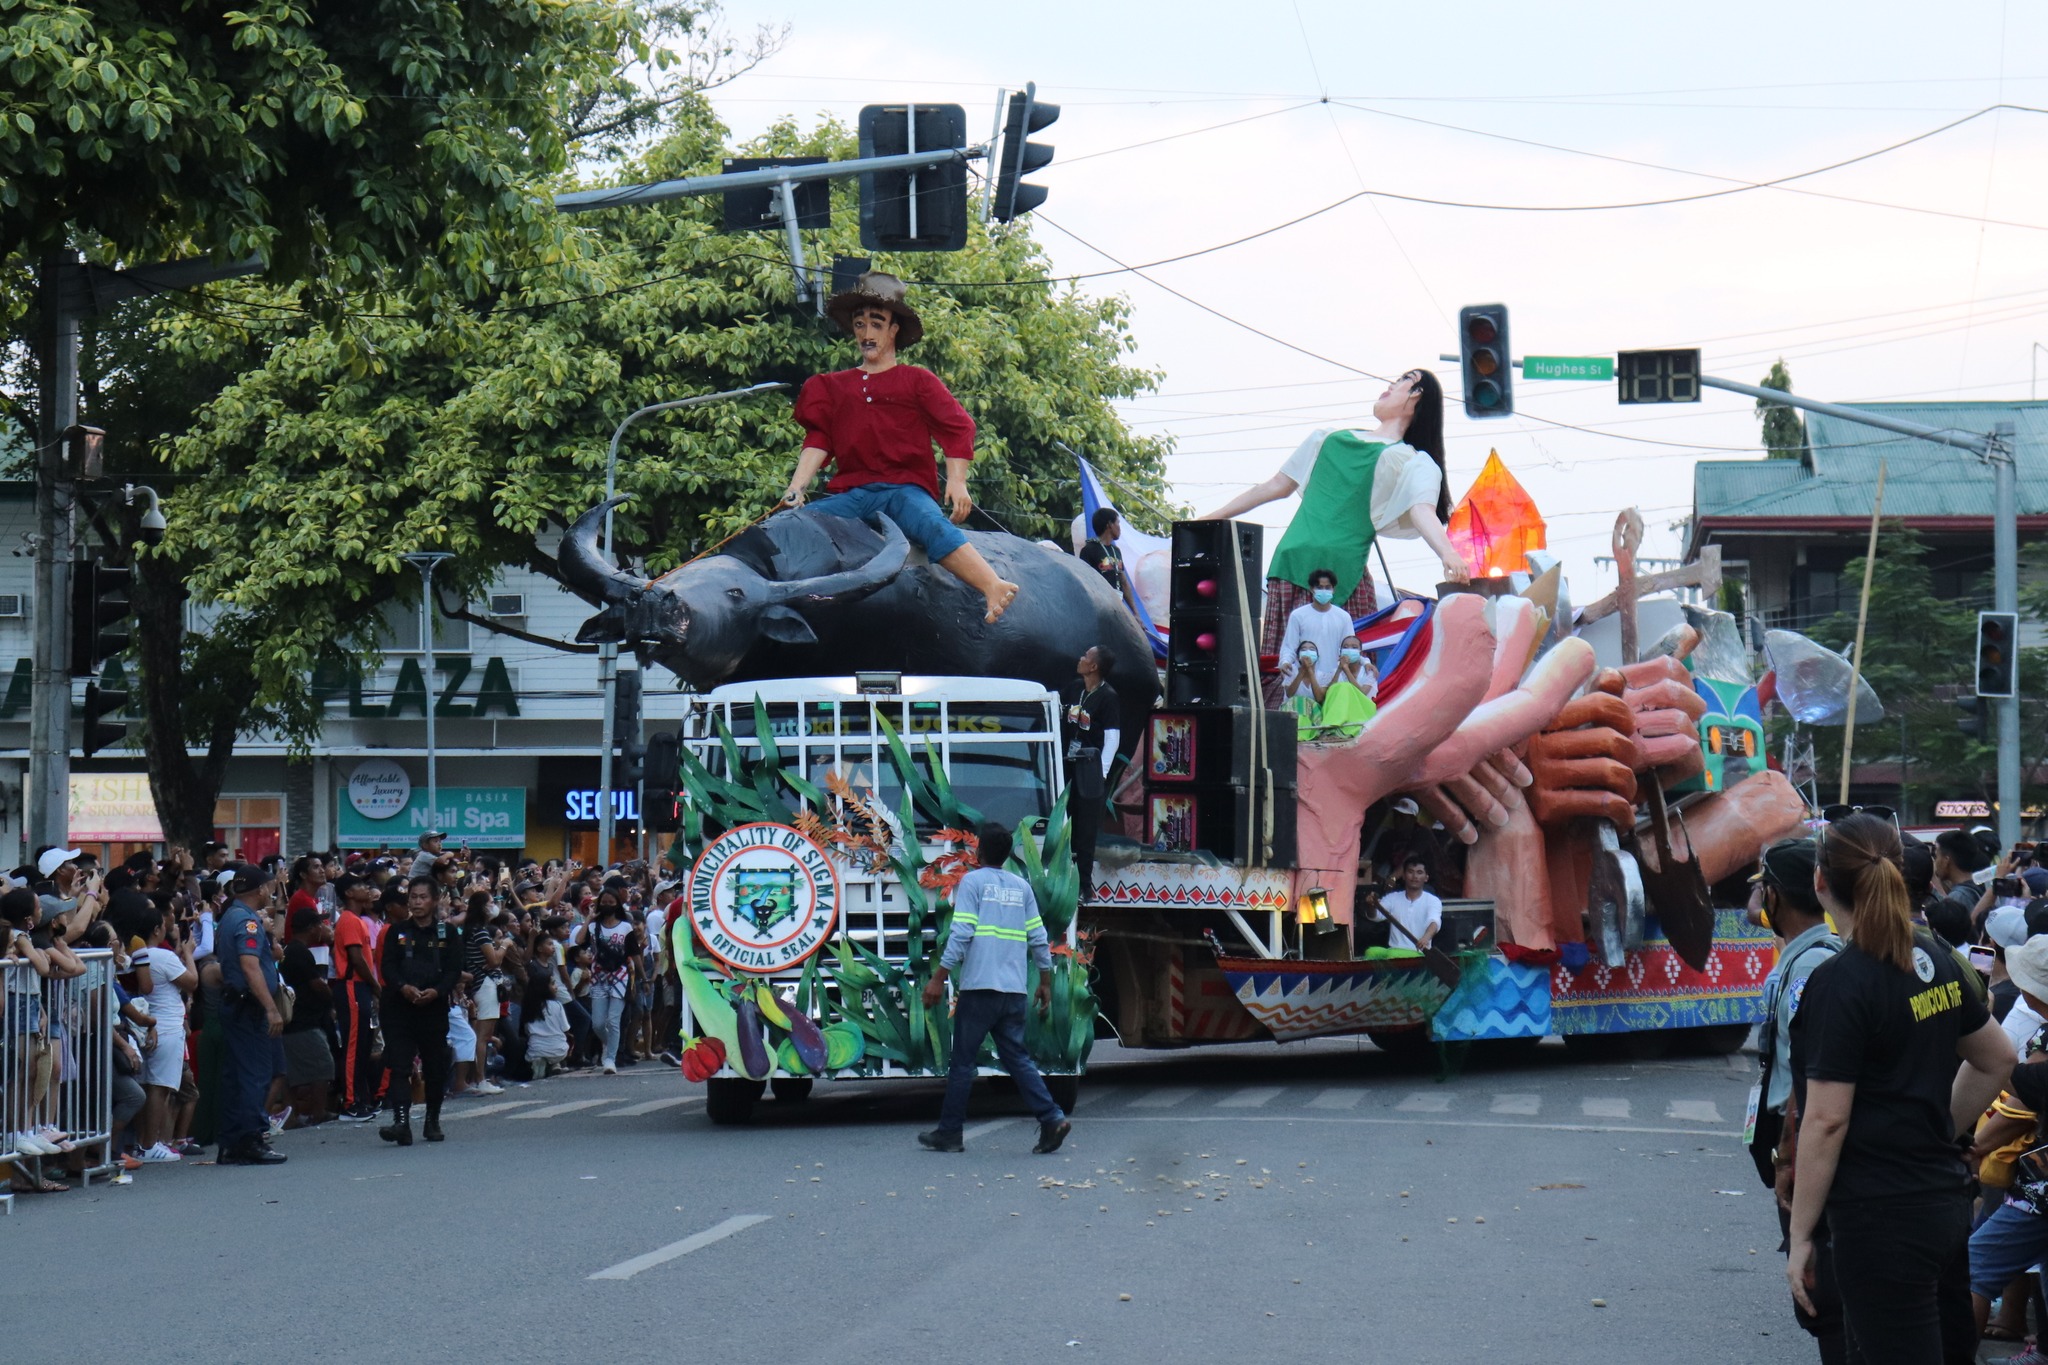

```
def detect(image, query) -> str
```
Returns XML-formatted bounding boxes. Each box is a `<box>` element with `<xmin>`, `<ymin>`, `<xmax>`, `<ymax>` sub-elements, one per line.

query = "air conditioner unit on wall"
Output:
<box><xmin>0</xmin><ymin>594</ymin><xmax>27</xmax><ymax>619</ymax></box>
<box><xmin>487</xmin><ymin>593</ymin><xmax>525</xmax><ymax>617</ymax></box>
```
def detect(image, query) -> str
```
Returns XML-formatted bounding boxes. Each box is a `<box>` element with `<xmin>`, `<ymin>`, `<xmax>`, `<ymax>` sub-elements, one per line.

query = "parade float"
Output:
<box><xmin>559</xmin><ymin>454</ymin><xmax>1827</xmax><ymax>1119</ymax></box>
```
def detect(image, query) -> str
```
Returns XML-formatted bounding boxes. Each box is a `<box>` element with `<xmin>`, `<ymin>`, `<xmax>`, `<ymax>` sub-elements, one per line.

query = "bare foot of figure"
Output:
<box><xmin>983</xmin><ymin>580</ymin><xmax>1020</xmax><ymax>624</ymax></box>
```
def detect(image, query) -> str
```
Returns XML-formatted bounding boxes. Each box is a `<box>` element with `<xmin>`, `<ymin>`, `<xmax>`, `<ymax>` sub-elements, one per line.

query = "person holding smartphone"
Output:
<box><xmin>1966</xmin><ymin>949</ymin><xmax>2048</xmax><ymax>1347</ymax></box>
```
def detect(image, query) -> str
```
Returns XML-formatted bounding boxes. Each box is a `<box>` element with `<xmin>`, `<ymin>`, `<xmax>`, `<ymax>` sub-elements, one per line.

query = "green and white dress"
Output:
<box><xmin>1266</xmin><ymin>431</ymin><xmax>1443</xmax><ymax>601</ymax></box>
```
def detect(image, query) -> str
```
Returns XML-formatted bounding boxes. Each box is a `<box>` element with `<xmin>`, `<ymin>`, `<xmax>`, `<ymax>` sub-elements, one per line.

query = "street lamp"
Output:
<box><xmin>402</xmin><ymin>551</ymin><xmax>455</xmax><ymax>839</ymax></box>
<box><xmin>595</xmin><ymin>383</ymin><xmax>786</xmax><ymax>864</ymax></box>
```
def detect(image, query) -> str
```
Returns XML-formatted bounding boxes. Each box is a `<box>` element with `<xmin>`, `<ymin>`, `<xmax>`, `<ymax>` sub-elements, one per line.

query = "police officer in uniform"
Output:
<box><xmin>1061</xmin><ymin>646</ymin><xmax>1120</xmax><ymax>904</ymax></box>
<box><xmin>378</xmin><ymin>875</ymin><xmax>463</xmax><ymax>1146</ymax></box>
<box><xmin>217</xmin><ymin>864</ymin><xmax>288</xmax><ymax>1165</ymax></box>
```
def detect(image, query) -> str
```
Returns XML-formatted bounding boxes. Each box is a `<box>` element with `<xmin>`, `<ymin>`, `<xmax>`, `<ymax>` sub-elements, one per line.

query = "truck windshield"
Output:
<box><xmin>946</xmin><ymin>742</ymin><xmax>1053</xmax><ymax>830</ymax></box>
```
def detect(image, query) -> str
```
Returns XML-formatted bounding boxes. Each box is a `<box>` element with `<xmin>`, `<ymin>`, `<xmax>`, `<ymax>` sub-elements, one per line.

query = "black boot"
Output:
<box><xmin>423</xmin><ymin>1105</ymin><xmax>444</xmax><ymax>1143</ymax></box>
<box><xmin>379</xmin><ymin>1103</ymin><xmax>413</xmax><ymax>1146</ymax></box>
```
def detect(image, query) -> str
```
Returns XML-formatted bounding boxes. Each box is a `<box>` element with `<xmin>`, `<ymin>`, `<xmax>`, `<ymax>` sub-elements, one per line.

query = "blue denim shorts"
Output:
<box><xmin>1968</xmin><ymin>1201</ymin><xmax>2048</xmax><ymax>1297</ymax></box>
<box><xmin>807</xmin><ymin>482</ymin><xmax>966</xmax><ymax>561</ymax></box>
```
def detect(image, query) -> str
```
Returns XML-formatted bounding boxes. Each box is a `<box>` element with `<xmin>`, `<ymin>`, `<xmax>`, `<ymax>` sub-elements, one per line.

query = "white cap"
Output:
<box><xmin>1987</xmin><ymin>905</ymin><xmax>2031</xmax><ymax>949</ymax></box>
<box><xmin>1390</xmin><ymin>797</ymin><xmax>1421</xmax><ymax>817</ymax></box>
<box><xmin>36</xmin><ymin>847</ymin><xmax>80</xmax><ymax>878</ymax></box>
<box><xmin>2010</xmin><ymin>937</ymin><xmax>2048</xmax><ymax>1002</ymax></box>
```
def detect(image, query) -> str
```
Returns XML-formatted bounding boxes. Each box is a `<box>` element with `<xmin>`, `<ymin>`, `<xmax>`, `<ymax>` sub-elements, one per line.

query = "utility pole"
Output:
<box><xmin>29</xmin><ymin>251</ymin><xmax>81</xmax><ymax>852</ymax></box>
<box><xmin>1694</xmin><ymin>376</ymin><xmax>2022</xmax><ymax>849</ymax></box>
<box><xmin>402</xmin><ymin>552</ymin><xmax>454</xmax><ymax>836</ymax></box>
<box><xmin>596</xmin><ymin>384</ymin><xmax>786</xmax><ymax>864</ymax></box>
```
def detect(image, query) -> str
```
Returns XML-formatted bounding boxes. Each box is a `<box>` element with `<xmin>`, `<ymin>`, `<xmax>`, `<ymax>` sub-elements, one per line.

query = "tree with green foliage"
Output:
<box><xmin>1788</xmin><ymin>525</ymin><xmax>1990</xmax><ymax>815</ymax></box>
<box><xmin>64</xmin><ymin>102</ymin><xmax>1174</xmax><ymax>847</ymax></box>
<box><xmin>0</xmin><ymin>0</ymin><xmax>637</xmax><ymax>322</ymax></box>
<box><xmin>1755</xmin><ymin>359</ymin><xmax>1807</xmax><ymax>461</ymax></box>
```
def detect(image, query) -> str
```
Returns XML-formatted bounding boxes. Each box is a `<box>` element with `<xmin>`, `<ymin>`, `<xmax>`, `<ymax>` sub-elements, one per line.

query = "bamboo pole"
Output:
<box><xmin>1837</xmin><ymin>460</ymin><xmax>1887</xmax><ymax>806</ymax></box>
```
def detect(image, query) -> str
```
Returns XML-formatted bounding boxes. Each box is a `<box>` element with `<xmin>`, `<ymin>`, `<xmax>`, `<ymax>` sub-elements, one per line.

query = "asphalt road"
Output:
<box><xmin>7</xmin><ymin>1037</ymin><xmax>1827</xmax><ymax>1365</ymax></box>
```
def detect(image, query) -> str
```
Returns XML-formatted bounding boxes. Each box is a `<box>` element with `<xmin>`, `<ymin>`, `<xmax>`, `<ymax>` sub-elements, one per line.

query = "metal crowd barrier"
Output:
<box><xmin>3</xmin><ymin>948</ymin><xmax>117</xmax><ymax>1210</ymax></box>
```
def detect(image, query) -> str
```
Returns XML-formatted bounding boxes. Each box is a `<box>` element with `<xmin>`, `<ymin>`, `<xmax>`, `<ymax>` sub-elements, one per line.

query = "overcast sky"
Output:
<box><xmin>714</xmin><ymin>0</ymin><xmax>2048</xmax><ymax>603</ymax></box>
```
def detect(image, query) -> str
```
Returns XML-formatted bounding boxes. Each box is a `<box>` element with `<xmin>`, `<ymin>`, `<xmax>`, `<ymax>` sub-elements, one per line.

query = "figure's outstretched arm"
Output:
<box><xmin>783</xmin><ymin>447</ymin><xmax>829</xmax><ymax>506</ymax></box>
<box><xmin>1405</xmin><ymin>503</ymin><xmax>1471</xmax><ymax>583</ymax></box>
<box><xmin>1200</xmin><ymin>471</ymin><xmax>1297</xmax><ymax>522</ymax></box>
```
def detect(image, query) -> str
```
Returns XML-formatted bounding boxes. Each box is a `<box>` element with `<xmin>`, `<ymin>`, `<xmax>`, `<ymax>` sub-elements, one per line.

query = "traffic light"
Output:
<box><xmin>1957</xmin><ymin>695</ymin><xmax>1984</xmax><ymax>737</ymax></box>
<box><xmin>81</xmin><ymin>679</ymin><xmax>127</xmax><ymax>758</ymax></box>
<box><xmin>992</xmin><ymin>82</ymin><xmax>1058</xmax><ymax>223</ymax></box>
<box><xmin>858</xmin><ymin>103</ymin><xmax>969</xmax><ymax>251</ymax></box>
<box><xmin>614</xmin><ymin>668</ymin><xmax>644</xmax><ymax>785</ymax></box>
<box><xmin>643</xmin><ymin>731</ymin><xmax>681</xmax><ymax>834</ymax></box>
<box><xmin>1977</xmin><ymin>611</ymin><xmax>2019</xmax><ymax>698</ymax></box>
<box><xmin>68</xmin><ymin>558</ymin><xmax>131</xmax><ymax>676</ymax></box>
<box><xmin>1617</xmin><ymin>349</ymin><xmax>1702</xmax><ymax>404</ymax></box>
<box><xmin>1458</xmin><ymin>304</ymin><xmax>1513</xmax><ymax>419</ymax></box>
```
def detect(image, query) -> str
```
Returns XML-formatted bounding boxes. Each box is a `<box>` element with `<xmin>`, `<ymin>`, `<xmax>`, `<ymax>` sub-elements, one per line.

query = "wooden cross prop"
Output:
<box><xmin>1573</xmin><ymin>543</ymin><xmax>1721</xmax><ymax>628</ymax></box>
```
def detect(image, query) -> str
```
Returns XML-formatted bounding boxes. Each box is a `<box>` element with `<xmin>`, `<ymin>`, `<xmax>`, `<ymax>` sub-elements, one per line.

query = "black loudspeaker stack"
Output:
<box><xmin>1145</xmin><ymin>705</ymin><xmax>1296</xmax><ymax>869</ymax></box>
<box><xmin>1166</xmin><ymin>520</ymin><xmax>1263</xmax><ymax>707</ymax></box>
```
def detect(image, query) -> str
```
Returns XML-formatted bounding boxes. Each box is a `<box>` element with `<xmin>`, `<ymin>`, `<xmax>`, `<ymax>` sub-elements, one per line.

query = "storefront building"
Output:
<box><xmin>0</xmin><ymin>489</ymin><xmax>670</xmax><ymax>866</ymax></box>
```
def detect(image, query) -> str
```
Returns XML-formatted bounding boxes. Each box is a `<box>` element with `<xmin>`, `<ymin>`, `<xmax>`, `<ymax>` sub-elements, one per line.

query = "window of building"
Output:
<box><xmin>372</xmin><ymin>598</ymin><xmax>471</xmax><ymax>654</ymax></box>
<box><xmin>215</xmin><ymin>795</ymin><xmax>284</xmax><ymax>861</ymax></box>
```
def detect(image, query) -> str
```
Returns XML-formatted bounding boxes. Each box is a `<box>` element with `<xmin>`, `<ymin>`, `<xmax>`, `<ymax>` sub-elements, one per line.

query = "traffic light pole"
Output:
<box><xmin>552</xmin><ymin>147</ymin><xmax>983</xmax><ymax>215</ymax></box>
<box><xmin>29</xmin><ymin>251</ymin><xmax>80</xmax><ymax>854</ymax></box>
<box><xmin>1697</xmin><ymin>375</ymin><xmax>2022</xmax><ymax>848</ymax></box>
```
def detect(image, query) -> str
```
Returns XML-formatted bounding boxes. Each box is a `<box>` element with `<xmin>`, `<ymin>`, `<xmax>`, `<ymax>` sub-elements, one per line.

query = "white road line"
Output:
<box><xmin>1080</xmin><ymin>1115</ymin><xmax>1743</xmax><ymax>1138</ymax></box>
<box><xmin>963</xmin><ymin>1118</ymin><xmax>1018</xmax><ymax>1140</ymax></box>
<box><xmin>1581</xmin><ymin>1097</ymin><xmax>1632</xmax><ymax>1119</ymax></box>
<box><xmin>509</xmin><ymin>1099</ymin><xmax>614</xmax><ymax>1121</ymax></box>
<box><xmin>1395</xmin><ymin>1092</ymin><xmax>1452</xmax><ymax>1113</ymax></box>
<box><xmin>1307</xmin><ymin>1088</ymin><xmax>1366</xmax><ymax>1110</ymax></box>
<box><xmin>1667</xmin><ymin>1099</ymin><xmax>1724</xmax><ymax>1123</ymax></box>
<box><xmin>1217</xmin><ymin>1086</ymin><xmax>1285</xmax><ymax>1109</ymax></box>
<box><xmin>1129</xmin><ymin>1087</ymin><xmax>1197</xmax><ymax>1109</ymax></box>
<box><xmin>1490</xmin><ymin>1094</ymin><xmax>1541</xmax><ymax>1116</ymax></box>
<box><xmin>588</xmin><ymin>1214</ymin><xmax>770</xmax><ymax>1282</ymax></box>
<box><xmin>434</xmin><ymin>1100</ymin><xmax>545</xmax><ymax>1122</ymax></box>
<box><xmin>604</xmin><ymin>1097</ymin><xmax>703</xmax><ymax>1118</ymax></box>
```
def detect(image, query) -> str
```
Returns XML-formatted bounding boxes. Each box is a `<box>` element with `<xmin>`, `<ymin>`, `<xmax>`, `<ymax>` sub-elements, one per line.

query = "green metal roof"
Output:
<box><xmin>1693</xmin><ymin>400</ymin><xmax>2048</xmax><ymax>521</ymax></box>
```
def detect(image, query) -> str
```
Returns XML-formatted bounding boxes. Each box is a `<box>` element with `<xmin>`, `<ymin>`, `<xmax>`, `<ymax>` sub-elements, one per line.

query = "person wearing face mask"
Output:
<box><xmin>1276</xmin><ymin>568</ymin><xmax>1352</xmax><ymax>704</ymax></box>
<box><xmin>1316</xmin><ymin>633</ymin><xmax>1379</xmax><ymax>740</ymax></box>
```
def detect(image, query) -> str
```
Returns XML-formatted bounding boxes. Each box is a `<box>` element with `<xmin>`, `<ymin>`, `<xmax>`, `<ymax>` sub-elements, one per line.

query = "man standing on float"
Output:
<box><xmin>782</xmin><ymin>271</ymin><xmax>1020</xmax><ymax>624</ymax></box>
<box><xmin>1200</xmin><ymin>368</ymin><xmax>1468</xmax><ymax>703</ymax></box>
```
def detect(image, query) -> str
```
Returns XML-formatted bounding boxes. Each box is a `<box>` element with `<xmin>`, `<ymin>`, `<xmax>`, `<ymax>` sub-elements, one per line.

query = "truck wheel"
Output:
<box><xmin>706</xmin><ymin>1077</ymin><xmax>765</xmax><ymax>1125</ymax></box>
<box><xmin>770</xmin><ymin>1077</ymin><xmax>814</xmax><ymax>1103</ymax></box>
<box><xmin>1044</xmin><ymin>1075</ymin><xmax>1080</xmax><ymax>1113</ymax></box>
<box><xmin>1368</xmin><ymin>1028</ymin><xmax>1432</xmax><ymax>1060</ymax></box>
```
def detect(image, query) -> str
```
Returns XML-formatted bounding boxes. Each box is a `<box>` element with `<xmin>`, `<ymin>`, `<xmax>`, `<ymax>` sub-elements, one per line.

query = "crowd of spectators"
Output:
<box><xmin>2</xmin><ymin>829</ymin><xmax>684</xmax><ymax>1193</ymax></box>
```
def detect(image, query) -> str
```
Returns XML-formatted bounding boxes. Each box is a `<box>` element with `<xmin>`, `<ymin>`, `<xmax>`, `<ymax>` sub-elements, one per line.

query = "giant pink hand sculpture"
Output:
<box><xmin>1294</xmin><ymin>593</ymin><xmax>1595</xmax><ymax>926</ymax></box>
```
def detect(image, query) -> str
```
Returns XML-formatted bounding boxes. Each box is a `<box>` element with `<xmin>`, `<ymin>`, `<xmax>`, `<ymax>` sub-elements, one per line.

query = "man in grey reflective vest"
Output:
<box><xmin>919</xmin><ymin>821</ymin><xmax>1070</xmax><ymax>1155</ymax></box>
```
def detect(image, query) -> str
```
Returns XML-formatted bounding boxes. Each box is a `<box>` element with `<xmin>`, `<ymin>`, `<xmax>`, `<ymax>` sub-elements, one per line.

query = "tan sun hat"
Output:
<box><xmin>824</xmin><ymin>270</ymin><xmax>923</xmax><ymax>348</ymax></box>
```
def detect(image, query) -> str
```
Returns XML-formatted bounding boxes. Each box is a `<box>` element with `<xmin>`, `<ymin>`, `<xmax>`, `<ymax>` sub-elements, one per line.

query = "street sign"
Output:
<box><xmin>1523</xmin><ymin>355</ymin><xmax>1614</xmax><ymax>382</ymax></box>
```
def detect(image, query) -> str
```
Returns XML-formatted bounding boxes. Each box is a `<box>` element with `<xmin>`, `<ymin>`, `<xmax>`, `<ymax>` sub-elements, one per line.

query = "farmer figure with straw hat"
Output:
<box><xmin>781</xmin><ymin>270</ymin><xmax>1020</xmax><ymax>623</ymax></box>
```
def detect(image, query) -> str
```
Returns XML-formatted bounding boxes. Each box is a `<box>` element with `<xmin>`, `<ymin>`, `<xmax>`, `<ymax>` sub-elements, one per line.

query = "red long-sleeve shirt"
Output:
<box><xmin>792</xmin><ymin>364</ymin><xmax>976</xmax><ymax>499</ymax></box>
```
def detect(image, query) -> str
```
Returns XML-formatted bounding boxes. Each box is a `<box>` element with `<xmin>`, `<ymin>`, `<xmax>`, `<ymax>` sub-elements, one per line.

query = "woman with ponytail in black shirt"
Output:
<box><xmin>1787</xmin><ymin>812</ymin><xmax>2015</xmax><ymax>1364</ymax></box>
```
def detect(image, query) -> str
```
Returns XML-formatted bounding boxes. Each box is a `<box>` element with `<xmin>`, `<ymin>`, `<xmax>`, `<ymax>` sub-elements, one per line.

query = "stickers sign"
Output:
<box><xmin>687</xmin><ymin>822</ymin><xmax>842</xmax><ymax>975</ymax></box>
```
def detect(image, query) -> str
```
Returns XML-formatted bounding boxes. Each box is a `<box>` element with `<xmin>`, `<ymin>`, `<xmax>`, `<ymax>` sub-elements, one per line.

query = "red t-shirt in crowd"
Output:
<box><xmin>792</xmin><ymin>364</ymin><xmax>975</xmax><ymax>499</ymax></box>
<box><xmin>332</xmin><ymin>910</ymin><xmax>375</xmax><ymax>985</ymax></box>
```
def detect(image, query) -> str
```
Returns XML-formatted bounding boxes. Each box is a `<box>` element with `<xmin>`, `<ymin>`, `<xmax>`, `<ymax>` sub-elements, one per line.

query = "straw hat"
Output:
<box><xmin>824</xmin><ymin>270</ymin><xmax>923</xmax><ymax>348</ymax></box>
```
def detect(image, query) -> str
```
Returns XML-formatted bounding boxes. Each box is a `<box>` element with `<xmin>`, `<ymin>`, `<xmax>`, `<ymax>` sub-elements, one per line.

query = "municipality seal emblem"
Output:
<box><xmin>687</xmin><ymin>822</ymin><xmax>840</xmax><ymax>975</ymax></box>
<box><xmin>1911</xmin><ymin>946</ymin><xmax>1936</xmax><ymax>983</ymax></box>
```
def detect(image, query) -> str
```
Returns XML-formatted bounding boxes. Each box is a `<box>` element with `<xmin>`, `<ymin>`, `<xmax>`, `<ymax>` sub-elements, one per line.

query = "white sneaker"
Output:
<box><xmin>267</xmin><ymin>1107</ymin><xmax>292</xmax><ymax>1136</ymax></box>
<box><xmin>138</xmin><ymin>1142</ymin><xmax>181</xmax><ymax>1163</ymax></box>
<box><xmin>473</xmin><ymin>1080</ymin><xmax>503</xmax><ymax>1095</ymax></box>
<box><xmin>12</xmin><ymin>1131</ymin><xmax>55</xmax><ymax>1156</ymax></box>
<box><xmin>602</xmin><ymin>1062</ymin><xmax>618</xmax><ymax>1075</ymax></box>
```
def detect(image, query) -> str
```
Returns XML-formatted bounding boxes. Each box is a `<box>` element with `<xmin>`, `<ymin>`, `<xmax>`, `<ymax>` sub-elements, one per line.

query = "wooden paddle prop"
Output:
<box><xmin>1612</xmin><ymin>510</ymin><xmax>1716</xmax><ymax>973</ymax></box>
<box><xmin>1360</xmin><ymin>887</ymin><xmax>1463</xmax><ymax>988</ymax></box>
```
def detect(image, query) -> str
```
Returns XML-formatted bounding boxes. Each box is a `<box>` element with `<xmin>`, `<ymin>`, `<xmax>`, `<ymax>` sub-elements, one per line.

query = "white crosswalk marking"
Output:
<box><xmin>1581</xmin><ymin>1097</ymin><xmax>1631</xmax><ymax>1119</ymax></box>
<box><xmin>1666</xmin><ymin>1099</ymin><xmax>1723</xmax><ymax>1123</ymax></box>
<box><xmin>604</xmin><ymin>1097</ymin><xmax>702</xmax><ymax>1118</ymax></box>
<box><xmin>1217</xmin><ymin>1086</ymin><xmax>1284</xmax><ymax>1109</ymax></box>
<box><xmin>510</xmin><ymin>1099</ymin><xmax>613</xmax><ymax>1121</ymax></box>
<box><xmin>435</xmin><ymin>1100</ymin><xmax>545</xmax><ymax>1122</ymax></box>
<box><xmin>1490</xmin><ymin>1094</ymin><xmax>1540</xmax><ymax>1116</ymax></box>
<box><xmin>1395</xmin><ymin>1092</ymin><xmax>1452</xmax><ymax>1113</ymax></box>
<box><xmin>1129</xmin><ymin>1087</ymin><xmax>1196</xmax><ymax>1109</ymax></box>
<box><xmin>1307</xmin><ymin>1087</ymin><xmax>1366</xmax><ymax>1110</ymax></box>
